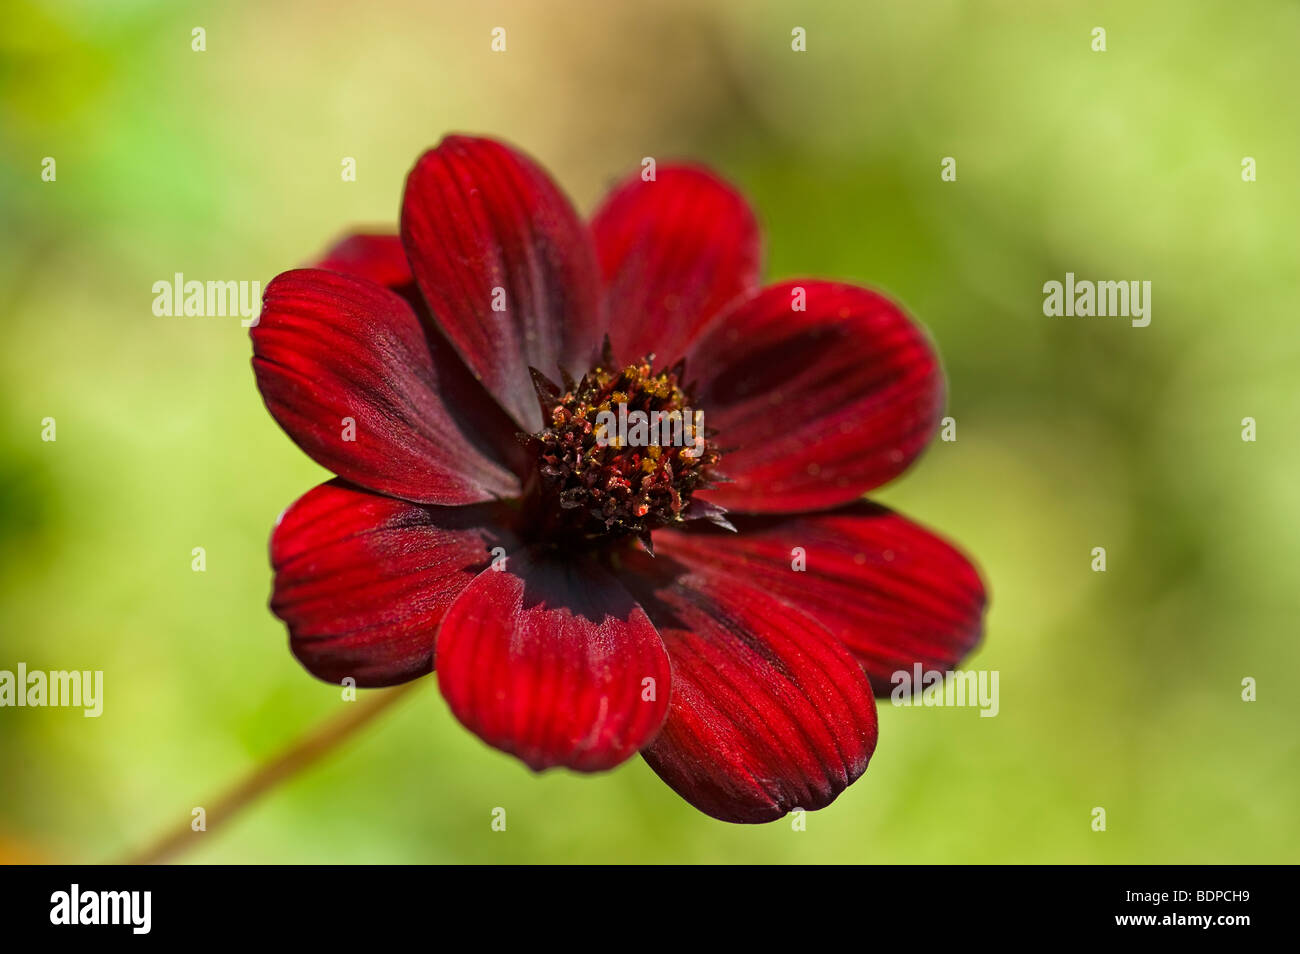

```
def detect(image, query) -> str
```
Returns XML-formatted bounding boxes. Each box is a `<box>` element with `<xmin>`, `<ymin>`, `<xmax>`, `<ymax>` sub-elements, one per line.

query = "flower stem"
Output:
<box><xmin>124</xmin><ymin>681</ymin><xmax>421</xmax><ymax>864</ymax></box>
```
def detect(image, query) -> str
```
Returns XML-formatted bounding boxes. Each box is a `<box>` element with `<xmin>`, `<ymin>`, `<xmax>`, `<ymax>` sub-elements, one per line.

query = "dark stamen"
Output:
<box><xmin>521</xmin><ymin>353</ymin><xmax>724</xmax><ymax>549</ymax></box>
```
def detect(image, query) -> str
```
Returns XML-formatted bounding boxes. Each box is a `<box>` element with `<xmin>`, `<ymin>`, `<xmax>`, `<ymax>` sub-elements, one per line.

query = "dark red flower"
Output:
<box><xmin>252</xmin><ymin>135</ymin><xmax>987</xmax><ymax>823</ymax></box>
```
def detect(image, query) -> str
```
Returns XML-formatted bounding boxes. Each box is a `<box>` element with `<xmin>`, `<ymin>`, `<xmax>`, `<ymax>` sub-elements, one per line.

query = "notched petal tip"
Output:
<box><xmin>625</xmin><ymin>566</ymin><xmax>877</xmax><ymax>824</ymax></box>
<box><xmin>434</xmin><ymin>550</ymin><xmax>671</xmax><ymax>773</ymax></box>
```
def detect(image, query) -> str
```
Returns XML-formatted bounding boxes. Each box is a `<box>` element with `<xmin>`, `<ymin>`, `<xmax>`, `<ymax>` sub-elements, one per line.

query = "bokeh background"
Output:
<box><xmin>2</xmin><ymin>0</ymin><xmax>1297</xmax><ymax>863</ymax></box>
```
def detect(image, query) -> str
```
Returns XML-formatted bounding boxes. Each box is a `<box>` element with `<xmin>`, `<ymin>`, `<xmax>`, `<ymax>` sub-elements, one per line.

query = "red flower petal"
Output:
<box><xmin>624</xmin><ymin>557</ymin><xmax>878</xmax><ymax>823</ymax></box>
<box><xmin>687</xmin><ymin>280</ymin><xmax>943</xmax><ymax>513</ymax></box>
<box><xmin>655</xmin><ymin>504</ymin><xmax>987</xmax><ymax>694</ymax></box>
<box><xmin>252</xmin><ymin>268</ymin><xmax>522</xmax><ymax>505</ymax></box>
<box><xmin>401</xmin><ymin>135</ymin><xmax>604</xmax><ymax>431</ymax></box>
<box><xmin>310</xmin><ymin>233</ymin><xmax>534</xmax><ymax>482</ymax></box>
<box><xmin>435</xmin><ymin>549</ymin><xmax>670</xmax><ymax>772</ymax></box>
<box><xmin>271</xmin><ymin>479</ymin><xmax>517</xmax><ymax>687</ymax></box>
<box><xmin>591</xmin><ymin>164</ymin><xmax>761</xmax><ymax>366</ymax></box>
<box><xmin>315</xmin><ymin>233</ymin><xmax>413</xmax><ymax>289</ymax></box>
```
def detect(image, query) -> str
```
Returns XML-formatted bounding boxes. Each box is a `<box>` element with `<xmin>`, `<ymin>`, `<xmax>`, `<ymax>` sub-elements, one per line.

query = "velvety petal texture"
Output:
<box><xmin>435</xmin><ymin>549</ymin><xmax>671</xmax><ymax>772</ymax></box>
<box><xmin>271</xmin><ymin>480</ymin><xmax>515</xmax><ymax>686</ymax></box>
<box><xmin>256</xmin><ymin>138</ymin><xmax>983</xmax><ymax>826</ymax></box>
<box><xmin>252</xmin><ymin>268</ymin><xmax>521</xmax><ymax>505</ymax></box>
<box><xmin>592</xmin><ymin>164</ymin><xmax>761</xmax><ymax>365</ymax></box>
<box><xmin>401</xmin><ymin>135</ymin><xmax>605</xmax><ymax>431</ymax></box>
<box><xmin>626</xmin><ymin>559</ymin><xmax>878</xmax><ymax>823</ymax></box>
<box><xmin>655</xmin><ymin>504</ymin><xmax>987</xmax><ymax>693</ymax></box>
<box><xmin>315</xmin><ymin>233</ymin><xmax>535</xmax><ymax>483</ymax></box>
<box><xmin>687</xmin><ymin>280</ymin><xmax>943</xmax><ymax>514</ymax></box>
<box><xmin>315</xmin><ymin>233</ymin><xmax>414</xmax><ymax>290</ymax></box>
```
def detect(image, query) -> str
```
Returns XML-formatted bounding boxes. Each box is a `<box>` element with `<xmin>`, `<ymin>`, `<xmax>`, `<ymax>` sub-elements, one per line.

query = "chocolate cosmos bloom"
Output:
<box><xmin>251</xmin><ymin>135</ymin><xmax>987</xmax><ymax>823</ymax></box>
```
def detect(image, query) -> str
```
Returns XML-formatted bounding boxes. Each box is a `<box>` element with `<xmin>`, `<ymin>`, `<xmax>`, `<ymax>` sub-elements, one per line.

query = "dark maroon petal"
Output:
<box><xmin>591</xmin><ymin>164</ymin><xmax>761</xmax><ymax>366</ymax></box>
<box><xmin>655</xmin><ymin>504</ymin><xmax>986</xmax><ymax>694</ymax></box>
<box><xmin>623</xmin><ymin>556</ymin><xmax>878</xmax><ymax>823</ymax></box>
<box><xmin>435</xmin><ymin>549</ymin><xmax>670</xmax><ymax>772</ymax></box>
<box><xmin>315</xmin><ymin>233</ymin><xmax>413</xmax><ymax>289</ymax></box>
<box><xmin>400</xmin><ymin>135</ymin><xmax>604</xmax><ymax>431</ymax></box>
<box><xmin>252</xmin><ymin>268</ymin><xmax>522</xmax><ymax>505</ymax></box>
<box><xmin>314</xmin><ymin>233</ymin><xmax>535</xmax><ymax>484</ymax></box>
<box><xmin>686</xmin><ymin>280</ymin><xmax>943</xmax><ymax>513</ymax></box>
<box><xmin>271</xmin><ymin>479</ymin><xmax>517</xmax><ymax>687</ymax></box>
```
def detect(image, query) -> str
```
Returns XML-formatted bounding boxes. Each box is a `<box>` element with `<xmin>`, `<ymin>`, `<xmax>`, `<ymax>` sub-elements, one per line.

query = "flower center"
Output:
<box><xmin>522</xmin><ymin>347</ymin><xmax>724</xmax><ymax>551</ymax></box>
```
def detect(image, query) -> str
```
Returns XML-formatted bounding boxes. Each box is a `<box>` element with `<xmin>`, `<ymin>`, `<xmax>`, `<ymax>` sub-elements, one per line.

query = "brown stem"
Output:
<box><xmin>124</xmin><ymin>681</ymin><xmax>421</xmax><ymax>865</ymax></box>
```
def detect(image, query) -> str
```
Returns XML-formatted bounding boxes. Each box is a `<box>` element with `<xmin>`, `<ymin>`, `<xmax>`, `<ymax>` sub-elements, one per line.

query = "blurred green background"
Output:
<box><xmin>2</xmin><ymin>0</ymin><xmax>1297</xmax><ymax>863</ymax></box>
